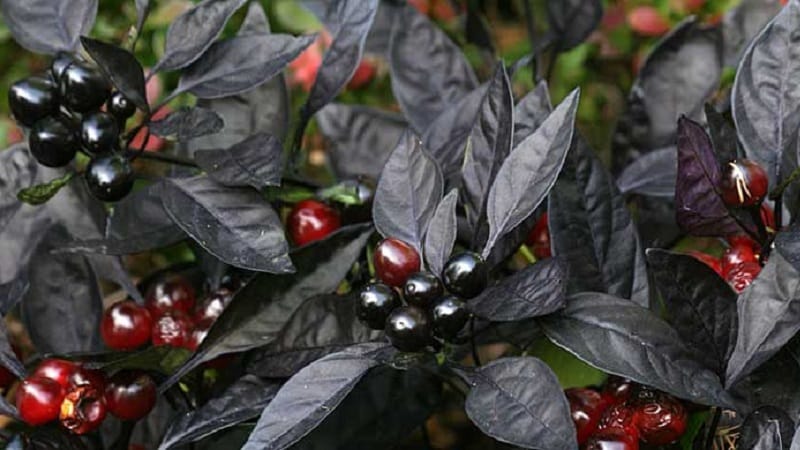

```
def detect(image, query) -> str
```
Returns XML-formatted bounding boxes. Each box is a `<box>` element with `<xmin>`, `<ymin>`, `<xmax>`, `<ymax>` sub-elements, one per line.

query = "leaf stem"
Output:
<box><xmin>769</xmin><ymin>165</ymin><xmax>800</xmax><ymax>200</ymax></box>
<box><xmin>126</xmin><ymin>150</ymin><xmax>199</xmax><ymax>168</ymax></box>
<box><xmin>470</xmin><ymin>316</ymin><xmax>482</xmax><ymax>366</ymax></box>
<box><xmin>704</xmin><ymin>407</ymin><xmax>722</xmax><ymax>450</ymax></box>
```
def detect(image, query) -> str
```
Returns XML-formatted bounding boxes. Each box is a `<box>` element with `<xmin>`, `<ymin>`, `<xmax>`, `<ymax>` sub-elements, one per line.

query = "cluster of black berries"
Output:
<box><xmin>8</xmin><ymin>52</ymin><xmax>138</xmax><ymax>201</ymax></box>
<box><xmin>357</xmin><ymin>238</ymin><xmax>489</xmax><ymax>353</ymax></box>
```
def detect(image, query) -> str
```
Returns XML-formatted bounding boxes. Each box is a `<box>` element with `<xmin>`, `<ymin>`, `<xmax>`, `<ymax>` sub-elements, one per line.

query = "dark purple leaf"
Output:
<box><xmin>175</xmin><ymin>33</ymin><xmax>316</xmax><ymax>99</ymax></box>
<box><xmin>0</xmin><ymin>0</ymin><xmax>97</xmax><ymax>54</ymax></box>
<box><xmin>389</xmin><ymin>3</ymin><xmax>478</xmax><ymax>133</ymax></box>
<box><xmin>373</xmin><ymin>132</ymin><xmax>443</xmax><ymax>252</ymax></box>
<box><xmin>0</xmin><ymin>144</ymin><xmax>38</xmax><ymax>230</ymax></box>
<box><xmin>675</xmin><ymin>116</ymin><xmax>755</xmax><ymax>237</ymax></box>
<box><xmin>467</xmin><ymin>258</ymin><xmax>567</xmax><ymax>321</ymax></box>
<box><xmin>705</xmin><ymin>104</ymin><xmax>739</xmax><ymax>167</ymax></box>
<box><xmin>317</xmin><ymin>104</ymin><xmax>406</xmax><ymax>180</ymax></box>
<box><xmin>481</xmin><ymin>89</ymin><xmax>579</xmax><ymax>258</ymax></box>
<box><xmin>465</xmin><ymin>7</ymin><xmax>494</xmax><ymax>53</ymax></box>
<box><xmin>241</xmin><ymin>343</ymin><xmax>391</xmax><ymax>450</ymax></box>
<box><xmin>513</xmin><ymin>81</ymin><xmax>552</xmax><ymax>146</ymax></box>
<box><xmin>723</xmin><ymin>0</ymin><xmax>783</xmax><ymax>66</ymax></box>
<box><xmin>732</xmin><ymin>0</ymin><xmax>800</xmax><ymax>186</ymax></box>
<box><xmin>738</xmin><ymin>407</ymin><xmax>794</xmax><ymax>450</ymax></box>
<box><xmin>726</xmin><ymin>252</ymin><xmax>800</xmax><ymax>387</ymax></box>
<box><xmin>776</xmin><ymin>223</ymin><xmax>800</xmax><ymax>273</ymax></box>
<box><xmin>616</xmin><ymin>146</ymin><xmax>677</xmax><ymax>198</ymax></box>
<box><xmin>195</xmin><ymin>133</ymin><xmax>283</xmax><ymax>190</ymax></box>
<box><xmin>0</xmin><ymin>319</ymin><xmax>24</xmax><ymax>378</ymax></box>
<box><xmin>423</xmin><ymin>189</ymin><xmax>458</xmax><ymax>277</ymax></box>
<box><xmin>647</xmin><ymin>249</ymin><xmax>737</xmax><ymax>376</ymax></box>
<box><xmin>135</xmin><ymin>0</ymin><xmax>150</xmax><ymax>35</ymax></box>
<box><xmin>462</xmin><ymin>357</ymin><xmax>576</xmax><ymax>450</ymax></box>
<box><xmin>540</xmin><ymin>292</ymin><xmax>735</xmax><ymax>407</ymax></box>
<box><xmin>161</xmin><ymin>175</ymin><xmax>293</xmax><ymax>274</ymax></box>
<box><xmin>149</xmin><ymin>107</ymin><xmax>224</xmax><ymax>141</ymax></box>
<box><xmin>81</xmin><ymin>37</ymin><xmax>148</xmax><ymax>112</ymax></box>
<box><xmin>153</xmin><ymin>0</ymin><xmax>248</xmax><ymax>72</ymax></box>
<box><xmin>546</xmin><ymin>0</ymin><xmax>603</xmax><ymax>51</ymax></box>
<box><xmin>0</xmin><ymin>278</ymin><xmax>28</xmax><ymax>316</ymax></box>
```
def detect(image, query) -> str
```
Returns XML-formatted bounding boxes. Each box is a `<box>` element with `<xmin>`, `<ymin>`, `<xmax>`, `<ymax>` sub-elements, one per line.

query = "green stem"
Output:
<box><xmin>769</xmin><ymin>165</ymin><xmax>800</xmax><ymax>200</ymax></box>
<box><xmin>518</xmin><ymin>244</ymin><xmax>537</xmax><ymax>265</ymax></box>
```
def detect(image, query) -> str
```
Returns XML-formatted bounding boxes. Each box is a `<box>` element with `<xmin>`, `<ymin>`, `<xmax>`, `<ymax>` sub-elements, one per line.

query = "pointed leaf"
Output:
<box><xmin>195</xmin><ymin>133</ymin><xmax>283</xmax><ymax>190</ymax></box>
<box><xmin>739</xmin><ymin>407</ymin><xmax>795</xmax><ymax>450</ymax></box>
<box><xmin>540</xmin><ymin>292</ymin><xmax>735</xmax><ymax>407</ymax></box>
<box><xmin>149</xmin><ymin>107</ymin><xmax>224</xmax><ymax>141</ymax></box>
<box><xmin>462</xmin><ymin>357</ymin><xmax>577</xmax><ymax>450</ymax></box>
<box><xmin>135</xmin><ymin>0</ymin><xmax>150</xmax><ymax>35</ymax></box>
<box><xmin>723</xmin><ymin>0</ymin><xmax>782</xmax><ymax>65</ymax></box>
<box><xmin>546</xmin><ymin>0</ymin><xmax>603</xmax><ymax>51</ymax></box>
<box><xmin>514</xmin><ymin>81</ymin><xmax>553</xmax><ymax>146</ymax></box>
<box><xmin>0</xmin><ymin>0</ymin><xmax>97</xmax><ymax>54</ymax></box>
<box><xmin>81</xmin><ymin>37</ymin><xmax>148</xmax><ymax>112</ymax></box>
<box><xmin>0</xmin><ymin>320</ymin><xmax>24</xmax><ymax>379</ymax></box>
<box><xmin>373</xmin><ymin>132</ymin><xmax>443</xmax><ymax>252</ymax></box>
<box><xmin>776</xmin><ymin>223</ymin><xmax>800</xmax><ymax>273</ymax></box>
<box><xmin>161</xmin><ymin>175</ymin><xmax>292</xmax><ymax>274</ymax></box>
<box><xmin>423</xmin><ymin>189</ymin><xmax>458</xmax><ymax>277</ymax></box>
<box><xmin>616</xmin><ymin>147</ymin><xmax>677</xmax><ymax>198</ymax></box>
<box><xmin>705</xmin><ymin>104</ymin><xmax>739</xmax><ymax>166</ymax></box>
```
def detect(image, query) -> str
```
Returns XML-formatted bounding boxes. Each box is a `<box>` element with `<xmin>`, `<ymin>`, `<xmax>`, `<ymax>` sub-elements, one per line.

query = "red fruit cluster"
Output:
<box><xmin>526</xmin><ymin>213</ymin><xmax>552</xmax><ymax>259</ymax></box>
<box><xmin>287</xmin><ymin>200</ymin><xmax>341</xmax><ymax>247</ymax></box>
<box><xmin>569</xmin><ymin>377</ymin><xmax>688</xmax><ymax>449</ymax></box>
<box><xmin>16</xmin><ymin>359</ymin><xmax>156</xmax><ymax>434</ymax></box>
<box><xmin>689</xmin><ymin>228</ymin><xmax>765</xmax><ymax>293</ymax></box>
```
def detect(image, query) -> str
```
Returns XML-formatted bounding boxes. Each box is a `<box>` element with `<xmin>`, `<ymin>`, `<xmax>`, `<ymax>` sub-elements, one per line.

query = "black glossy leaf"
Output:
<box><xmin>726</xmin><ymin>252</ymin><xmax>800</xmax><ymax>387</ymax></box>
<box><xmin>732</xmin><ymin>345</ymin><xmax>800</xmax><ymax>418</ymax></box>
<box><xmin>723</xmin><ymin>0</ymin><xmax>783</xmax><ymax>66</ymax></box>
<box><xmin>194</xmin><ymin>133</ymin><xmax>283</xmax><ymax>190</ymax></box>
<box><xmin>739</xmin><ymin>407</ymin><xmax>794</xmax><ymax>450</ymax></box>
<box><xmin>468</xmin><ymin>258</ymin><xmax>567</xmax><ymax>321</ymax></box>
<box><xmin>0</xmin><ymin>0</ymin><xmax>97</xmax><ymax>54</ymax></box>
<box><xmin>161</xmin><ymin>175</ymin><xmax>292</xmax><ymax>274</ymax></box>
<box><xmin>149</xmin><ymin>107</ymin><xmax>224</xmax><ymax>141</ymax></box>
<box><xmin>373</xmin><ymin>132</ymin><xmax>443</xmax><ymax>252</ymax></box>
<box><xmin>482</xmin><ymin>89</ymin><xmax>579</xmax><ymax>258</ymax></box>
<box><xmin>647</xmin><ymin>249</ymin><xmax>737</xmax><ymax>376</ymax></box>
<box><xmin>81</xmin><ymin>37</ymin><xmax>148</xmax><ymax>112</ymax></box>
<box><xmin>303</xmin><ymin>0</ymin><xmax>379</xmax><ymax>118</ymax></box>
<box><xmin>22</xmin><ymin>225</ymin><xmax>103</xmax><ymax>355</ymax></box>
<box><xmin>540</xmin><ymin>292</ymin><xmax>735</xmax><ymax>407</ymax></box>
<box><xmin>546</xmin><ymin>0</ymin><xmax>603</xmax><ymax>51</ymax></box>
<box><xmin>389</xmin><ymin>3</ymin><xmax>478</xmax><ymax>133</ymax></box>
<box><xmin>513</xmin><ymin>81</ymin><xmax>553</xmax><ymax>146</ymax></box>
<box><xmin>705</xmin><ymin>104</ymin><xmax>739</xmax><ymax>166</ymax></box>
<box><xmin>461</xmin><ymin>64</ymin><xmax>514</xmax><ymax>237</ymax></box>
<box><xmin>317</xmin><ymin>104</ymin><xmax>406</xmax><ymax>180</ymax></box>
<box><xmin>548</xmin><ymin>132</ymin><xmax>650</xmax><ymax>306</ymax></box>
<box><xmin>616</xmin><ymin>147</ymin><xmax>677</xmax><ymax>198</ymax></box>
<box><xmin>153</xmin><ymin>0</ymin><xmax>247</xmax><ymax>72</ymax></box>
<box><xmin>174</xmin><ymin>33</ymin><xmax>316</xmax><ymax>99</ymax></box>
<box><xmin>423</xmin><ymin>189</ymin><xmax>458</xmax><ymax>277</ymax></box>
<box><xmin>160</xmin><ymin>224</ymin><xmax>373</xmax><ymax>390</ymax></box>
<box><xmin>462</xmin><ymin>357</ymin><xmax>577</xmax><ymax>450</ymax></box>
<box><xmin>159</xmin><ymin>375</ymin><xmax>281</xmax><ymax>450</ymax></box>
<box><xmin>241</xmin><ymin>343</ymin><xmax>390</xmax><ymax>450</ymax></box>
<box><xmin>245</xmin><ymin>294</ymin><xmax>382</xmax><ymax>378</ymax></box>
<box><xmin>776</xmin><ymin>223</ymin><xmax>800</xmax><ymax>273</ymax></box>
<box><xmin>732</xmin><ymin>0</ymin><xmax>800</xmax><ymax>186</ymax></box>
<box><xmin>675</xmin><ymin>116</ymin><xmax>755</xmax><ymax>237</ymax></box>
<box><xmin>612</xmin><ymin>18</ymin><xmax>722</xmax><ymax>172</ymax></box>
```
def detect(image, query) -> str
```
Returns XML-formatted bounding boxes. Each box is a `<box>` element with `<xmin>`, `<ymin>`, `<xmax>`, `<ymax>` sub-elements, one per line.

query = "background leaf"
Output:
<box><xmin>513</xmin><ymin>81</ymin><xmax>553</xmax><ymax>146</ymax></box>
<box><xmin>616</xmin><ymin>147</ymin><xmax>677</xmax><ymax>198</ymax></box>
<box><xmin>723</xmin><ymin>0</ymin><xmax>783</xmax><ymax>66</ymax></box>
<box><xmin>195</xmin><ymin>133</ymin><xmax>283</xmax><ymax>190</ymax></box>
<box><xmin>546</xmin><ymin>0</ymin><xmax>603</xmax><ymax>51</ymax></box>
<box><xmin>81</xmin><ymin>37</ymin><xmax>148</xmax><ymax>112</ymax></box>
<box><xmin>423</xmin><ymin>189</ymin><xmax>458</xmax><ymax>277</ymax></box>
<box><xmin>149</xmin><ymin>107</ymin><xmax>224</xmax><ymax>141</ymax></box>
<box><xmin>0</xmin><ymin>0</ymin><xmax>97</xmax><ymax>54</ymax></box>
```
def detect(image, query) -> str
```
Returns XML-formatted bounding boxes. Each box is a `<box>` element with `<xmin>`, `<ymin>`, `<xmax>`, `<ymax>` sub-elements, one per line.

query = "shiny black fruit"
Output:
<box><xmin>403</xmin><ymin>272</ymin><xmax>442</xmax><ymax>308</ymax></box>
<box><xmin>107</xmin><ymin>92</ymin><xmax>137</xmax><ymax>122</ymax></box>
<box><xmin>356</xmin><ymin>283</ymin><xmax>400</xmax><ymax>330</ymax></box>
<box><xmin>80</xmin><ymin>112</ymin><xmax>119</xmax><ymax>154</ymax></box>
<box><xmin>385</xmin><ymin>306</ymin><xmax>431</xmax><ymax>352</ymax></box>
<box><xmin>442</xmin><ymin>252</ymin><xmax>488</xmax><ymax>299</ymax></box>
<box><xmin>59</xmin><ymin>61</ymin><xmax>112</xmax><ymax>113</ymax></box>
<box><xmin>29</xmin><ymin>117</ymin><xmax>78</xmax><ymax>167</ymax></box>
<box><xmin>84</xmin><ymin>155</ymin><xmax>134</xmax><ymax>202</ymax></box>
<box><xmin>51</xmin><ymin>52</ymin><xmax>77</xmax><ymax>82</ymax></box>
<box><xmin>8</xmin><ymin>76</ymin><xmax>58</xmax><ymax>127</ymax></box>
<box><xmin>431</xmin><ymin>296</ymin><xmax>469</xmax><ymax>341</ymax></box>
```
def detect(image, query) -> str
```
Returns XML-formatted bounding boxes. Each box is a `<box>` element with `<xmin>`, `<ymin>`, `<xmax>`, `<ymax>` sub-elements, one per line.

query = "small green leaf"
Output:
<box><xmin>99</xmin><ymin>346</ymin><xmax>192</xmax><ymax>375</ymax></box>
<box><xmin>263</xmin><ymin>185</ymin><xmax>315</xmax><ymax>203</ymax></box>
<box><xmin>17</xmin><ymin>172</ymin><xmax>75</xmax><ymax>205</ymax></box>
<box><xmin>318</xmin><ymin>183</ymin><xmax>363</xmax><ymax>206</ymax></box>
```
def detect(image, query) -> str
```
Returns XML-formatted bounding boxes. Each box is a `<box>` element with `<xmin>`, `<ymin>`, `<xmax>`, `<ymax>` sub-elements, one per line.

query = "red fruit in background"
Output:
<box><xmin>599</xmin><ymin>403</ymin><xmax>638</xmax><ymax>438</ymax></box>
<box><xmin>151</xmin><ymin>312</ymin><xmax>194</xmax><ymax>348</ymax></box>
<box><xmin>194</xmin><ymin>288</ymin><xmax>233</xmax><ymax>327</ymax></box>
<box><xmin>688</xmin><ymin>251</ymin><xmax>722</xmax><ymax>275</ymax></box>
<box><xmin>145</xmin><ymin>274</ymin><xmax>196</xmax><ymax>318</ymax></box>
<box><xmin>59</xmin><ymin>384</ymin><xmax>107</xmax><ymax>434</ymax></box>
<box><xmin>101</xmin><ymin>300</ymin><xmax>153</xmax><ymax>351</ymax></box>
<box><xmin>683</xmin><ymin>0</ymin><xmax>706</xmax><ymax>12</ymax></box>
<box><xmin>186</xmin><ymin>327</ymin><xmax>209</xmax><ymax>352</ymax></box>
<box><xmin>565</xmin><ymin>388</ymin><xmax>608</xmax><ymax>445</ymax></box>
<box><xmin>16</xmin><ymin>376</ymin><xmax>65</xmax><ymax>425</ymax></box>
<box><xmin>129</xmin><ymin>106</ymin><xmax>169</xmax><ymax>152</ymax></box>
<box><xmin>721</xmin><ymin>244</ymin><xmax>757</xmax><ymax>274</ymax></box>
<box><xmin>726</xmin><ymin>261</ymin><xmax>761</xmax><ymax>293</ymax></box>
<box><xmin>628</xmin><ymin>6</ymin><xmax>671</xmax><ymax>36</ymax></box>
<box><xmin>584</xmin><ymin>427</ymin><xmax>639</xmax><ymax>450</ymax></box>
<box><xmin>374</xmin><ymin>238</ymin><xmax>422</xmax><ymax>287</ymax></box>
<box><xmin>32</xmin><ymin>359</ymin><xmax>78</xmax><ymax>390</ymax></box>
<box><xmin>105</xmin><ymin>371</ymin><xmax>156</xmax><ymax>421</ymax></box>
<box><xmin>288</xmin><ymin>35</ymin><xmax>325</xmax><ymax>92</ymax></box>
<box><xmin>347</xmin><ymin>60</ymin><xmax>377</xmax><ymax>90</ymax></box>
<box><xmin>526</xmin><ymin>213</ymin><xmax>551</xmax><ymax>259</ymax></box>
<box><xmin>287</xmin><ymin>200</ymin><xmax>341</xmax><ymax>246</ymax></box>
<box><xmin>602</xmin><ymin>376</ymin><xmax>635</xmax><ymax>406</ymax></box>
<box><xmin>632</xmin><ymin>393</ymin><xmax>687</xmax><ymax>445</ymax></box>
<box><xmin>720</xmin><ymin>159</ymin><xmax>769</xmax><ymax>207</ymax></box>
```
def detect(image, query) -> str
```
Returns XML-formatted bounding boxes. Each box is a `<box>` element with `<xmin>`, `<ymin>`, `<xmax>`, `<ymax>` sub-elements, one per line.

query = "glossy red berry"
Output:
<box><xmin>186</xmin><ymin>327</ymin><xmax>209</xmax><ymax>352</ymax></box>
<box><xmin>725</xmin><ymin>261</ymin><xmax>761</xmax><ymax>293</ymax></box>
<box><xmin>688</xmin><ymin>251</ymin><xmax>722</xmax><ymax>276</ymax></box>
<box><xmin>151</xmin><ymin>312</ymin><xmax>194</xmax><ymax>348</ymax></box>
<box><xmin>584</xmin><ymin>427</ymin><xmax>639</xmax><ymax>450</ymax></box>
<box><xmin>374</xmin><ymin>238</ymin><xmax>421</xmax><ymax>287</ymax></box>
<box><xmin>287</xmin><ymin>200</ymin><xmax>341</xmax><ymax>246</ymax></box>
<box><xmin>632</xmin><ymin>393</ymin><xmax>688</xmax><ymax>445</ymax></box>
<box><xmin>598</xmin><ymin>403</ymin><xmax>638</xmax><ymax>437</ymax></box>
<box><xmin>67</xmin><ymin>367</ymin><xmax>106</xmax><ymax>392</ymax></box>
<box><xmin>104</xmin><ymin>371</ymin><xmax>156</xmax><ymax>421</ymax></box>
<box><xmin>59</xmin><ymin>384</ymin><xmax>106</xmax><ymax>434</ymax></box>
<box><xmin>32</xmin><ymin>359</ymin><xmax>78</xmax><ymax>390</ymax></box>
<box><xmin>727</xmin><ymin>234</ymin><xmax>759</xmax><ymax>252</ymax></box>
<box><xmin>720</xmin><ymin>159</ymin><xmax>768</xmax><ymax>207</ymax></box>
<box><xmin>721</xmin><ymin>243</ymin><xmax>757</xmax><ymax>274</ymax></box>
<box><xmin>193</xmin><ymin>288</ymin><xmax>232</xmax><ymax>327</ymax></box>
<box><xmin>526</xmin><ymin>213</ymin><xmax>552</xmax><ymax>259</ymax></box>
<box><xmin>565</xmin><ymin>388</ymin><xmax>608</xmax><ymax>445</ymax></box>
<box><xmin>101</xmin><ymin>300</ymin><xmax>153</xmax><ymax>351</ymax></box>
<box><xmin>16</xmin><ymin>376</ymin><xmax>65</xmax><ymax>425</ymax></box>
<box><xmin>602</xmin><ymin>376</ymin><xmax>635</xmax><ymax>406</ymax></box>
<box><xmin>145</xmin><ymin>274</ymin><xmax>196</xmax><ymax>318</ymax></box>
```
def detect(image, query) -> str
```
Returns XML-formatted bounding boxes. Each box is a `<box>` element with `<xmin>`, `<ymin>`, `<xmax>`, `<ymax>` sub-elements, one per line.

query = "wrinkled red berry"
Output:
<box><xmin>145</xmin><ymin>274</ymin><xmax>196</xmax><ymax>317</ymax></box>
<box><xmin>526</xmin><ymin>213</ymin><xmax>552</xmax><ymax>259</ymax></box>
<box><xmin>151</xmin><ymin>312</ymin><xmax>194</xmax><ymax>347</ymax></box>
<box><xmin>565</xmin><ymin>388</ymin><xmax>608</xmax><ymax>445</ymax></box>
<box><xmin>193</xmin><ymin>288</ymin><xmax>232</xmax><ymax>327</ymax></box>
<box><xmin>585</xmin><ymin>426</ymin><xmax>640</xmax><ymax>450</ymax></box>
<box><xmin>32</xmin><ymin>359</ymin><xmax>78</xmax><ymax>390</ymax></box>
<box><xmin>68</xmin><ymin>367</ymin><xmax>106</xmax><ymax>392</ymax></box>
<box><xmin>632</xmin><ymin>393</ymin><xmax>688</xmax><ymax>445</ymax></box>
<box><xmin>287</xmin><ymin>200</ymin><xmax>341</xmax><ymax>246</ymax></box>
<box><xmin>599</xmin><ymin>403</ymin><xmax>638</xmax><ymax>438</ymax></box>
<box><xmin>101</xmin><ymin>300</ymin><xmax>153</xmax><ymax>351</ymax></box>
<box><xmin>688</xmin><ymin>251</ymin><xmax>722</xmax><ymax>276</ymax></box>
<box><xmin>16</xmin><ymin>376</ymin><xmax>65</xmax><ymax>425</ymax></box>
<box><xmin>720</xmin><ymin>159</ymin><xmax>768</xmax><ymax>207</ymax></box>
<box><xmin>725</xmin><ymin>261</ymin><xmax>761</xmax><ymax>293</ymax></box>
<box><xmin>105</xmin><ymin>371</ymin><xmax>156</xmax><ymax>421</ymax></box>
<box><xmin>59</xmin><ymin>384</ymin><xmax>106</xmax><ymax>434</ymax></box>
<box><xmin>374</xmin><ymin>238</ymin><xmax>421</xmax><ymax>287</ymax></box>
<box><xmin>721</xmin><ymin>243</ymin><xmax>757</xmax><ymax>274</ymax></box>
<box><xmin>602</xmin><ymin>376</ymin><xmax>635</xmax><ymax>406</ymax></box>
